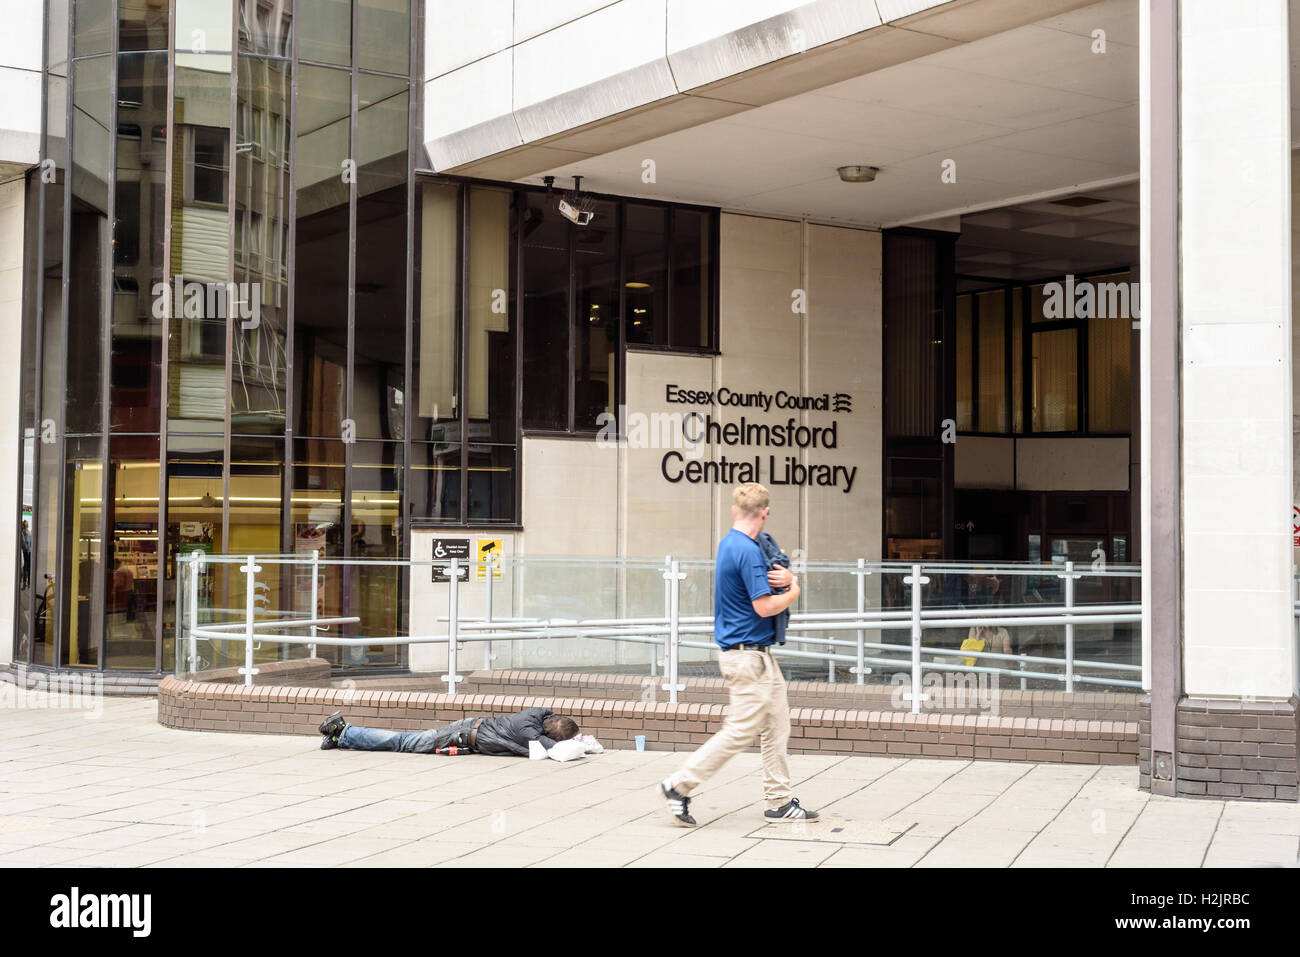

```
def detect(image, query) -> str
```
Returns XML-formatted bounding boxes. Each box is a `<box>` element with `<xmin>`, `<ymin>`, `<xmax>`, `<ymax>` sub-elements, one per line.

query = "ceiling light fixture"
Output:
<box><xmin>837</xmin><ymin>165</ymin><xmax>879</xmax><ymax>183</ymax></box>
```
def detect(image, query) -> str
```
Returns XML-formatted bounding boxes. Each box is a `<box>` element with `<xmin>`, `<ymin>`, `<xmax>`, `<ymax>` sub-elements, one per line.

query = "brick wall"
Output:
<box><xmin>158</xmin><ymin>675</ymin><xmax>1137</xmax><ymax>764</ymax></box>
<box><xmin>1139</xmin><ymin>696</ymin><xmax>1300</xmax><ymax>802</ymax></box>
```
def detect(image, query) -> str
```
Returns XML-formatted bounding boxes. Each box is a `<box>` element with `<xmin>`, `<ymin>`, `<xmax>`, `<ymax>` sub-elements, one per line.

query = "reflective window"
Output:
<box><xmin>624</xmin><ymin>204</ymin><xmax>666</xmax><ymax>346</ymax></box>
<box><xmin>49</xmin><ymin>0</ymin><xmax>71</xmax><ymax>74</ymax></box>
<box><xmin>359</xmin><ymin>0</ymin><xmax>410</xmax><ymax>74</ymax></box>
<box><xmin>467</xmin><ymin>445</ymin><xmax>516</xmax><ymax>524</ymax></box>
<box><xmin>239</xmin><ymin>0</ymin><xmax>293</xmax><ymax>57</ymax></box>
<box><xmin>409</xmin><ymin>442</ymin><xmax>460</xmax><ymax>523</ymax></box>
<box><xmin>228</xmin><ymin>436</ymin><xmax>286</xmax><ymax>640</ymax></box>
<box><xmin>171</xmin><ymin>56</ymin><xmax>233</xmax><ymax>429</ymax></box>
<box><xmin>73</xmin><ymin>0</ymin><xmax>112</xmax><ymax>57</ymax></box>
<box><xmin>33</xmin><ymin>445</ymin><xmax>60</xmax><ymax>666</ymax></box>
<box><xmin>298</xmin><ymin>0</ymin><xmax>352</xmax><ymax>66</ymax></box>
<box><xmin>670</xmin><ymin>208</ymin><xmax>712</xmax><ymax>349</ymax></box>
<box><xmin>467</xmin><ymin>187</ymin><xmax>515</xmax><ymax>443</ymax></box>
<box><xmin>348</xmin><ymin>441</ymin><xmax>404</xmax><ymax>666</ymax></box>
<box><xmin>415</xmin><ymin>181</ymin><xmax>459</xmax><ymax>435</ymax></box>
<box><xmin>233</xmin><ymin>56</ymin><xmax>291</xmax><ymax>433</ymax></box>
<box><xmin>521</xmin><ymin>193</ymin><xmax>569</xmax><ymax>430</ymax></box>
<box><xmin>105</xmin><ymin>437</ymin><xmax>160</xmax><ymax>670</ymax></box>
<box><xmin>120</xmin><ymin>0</ymin><xmax>170</xmax><ymax>51</ymax></box>
<box><xmin>60</xmin><ymin>436</ymin><xmax>105</xmax><ymax>668</ymax></box>
<box><xmin>68</xmin><ymin>55</ymin><xmax>111</xmax><ymax>435</ymax></box>
<box><xmin>162</xmin><ymin>438</ymin><xmax>225</xmax><ymax>669</ymax></box>
<box><xmin>112</xmin><ymin>52</ymin><xmax>167</xmax><ymax>433</ymax></box>
<box><xmin>175</xmin><ymin>0</ymin><xmax>235</xmax><ymax>54</ymax></box>
<box><xmin>357</xmin><ymin>75</ymin><xmax>407</xmax><ymax>198</ymax></box>
<box><xmin>353</xmin><ymin>184</ymin><xmax>408</xmax><ymax>440</ymax></box>
<box><xmin>574</xmin><ymin>199</ymin><xmax>617</xmax><ymax>431</ymax></box>
<box><xmin>353</xmin><ymin>76</ymin><xmax>408</xmax><ymax>440</ymax></box>
<box><xmin>294</xmin><ymin>65</ymin><xmax>350</xmax><ymax>437</ymax></box>
<box><xmin>291</xmin><ymin>439</ymin><xmax>346</xmax><ymax>625</ymax></box>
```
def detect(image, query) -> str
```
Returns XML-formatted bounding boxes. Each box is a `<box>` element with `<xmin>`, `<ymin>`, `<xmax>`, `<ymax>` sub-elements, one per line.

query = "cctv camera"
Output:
<box><xmin>558</xmin><ymin>198</ymin><xmax>595</xmax><ymax>227</ymax></box>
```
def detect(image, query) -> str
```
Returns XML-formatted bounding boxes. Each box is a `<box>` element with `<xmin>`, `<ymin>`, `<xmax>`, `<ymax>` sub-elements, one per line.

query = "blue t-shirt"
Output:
<box><xmin>713</xmin><ymin>529</ymin><xmax>774</xmax><ymax>649</ymax></box>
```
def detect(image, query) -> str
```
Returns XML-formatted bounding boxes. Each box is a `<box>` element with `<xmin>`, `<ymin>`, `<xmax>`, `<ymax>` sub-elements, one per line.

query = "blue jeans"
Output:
<box><xmin>338</xmin><ymin>717</ymin><xmax>476</xmax><ymax>753</ymax></box>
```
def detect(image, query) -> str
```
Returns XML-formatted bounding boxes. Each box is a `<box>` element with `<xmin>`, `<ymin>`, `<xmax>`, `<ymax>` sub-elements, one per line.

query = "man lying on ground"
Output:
<box><xmin>317</xmin><ymin>707</ymin><xmax>581</xmax><ymax>757</ymax></box>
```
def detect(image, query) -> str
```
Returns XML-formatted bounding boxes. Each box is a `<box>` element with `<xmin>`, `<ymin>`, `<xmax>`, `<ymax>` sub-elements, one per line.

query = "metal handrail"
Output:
<box><xmin>177</xmin><ymin>553</ymin><xmax>1152</xmax><ymax>706</ymax></box>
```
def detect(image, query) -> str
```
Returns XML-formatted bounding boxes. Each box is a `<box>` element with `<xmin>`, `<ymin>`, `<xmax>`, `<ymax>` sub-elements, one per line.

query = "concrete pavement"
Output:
<box><xmin>0</xmin><ymin>690</ymin><xmax>1297</xmax><ymax>868</ymax></box>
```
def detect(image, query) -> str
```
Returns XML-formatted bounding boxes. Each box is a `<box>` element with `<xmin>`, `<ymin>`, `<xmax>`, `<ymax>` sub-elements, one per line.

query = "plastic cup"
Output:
<box><xmin>634</xmin><ymin>735</ymin><xmax>646</xmax><ymax>752</ymax></box>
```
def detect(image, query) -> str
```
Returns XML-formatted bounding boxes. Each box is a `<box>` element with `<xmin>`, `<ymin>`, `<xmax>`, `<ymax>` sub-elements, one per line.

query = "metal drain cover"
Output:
<box><xmin>745</xmin><ymin>817</ymin><xmax>915</xmax><ymax>845</ymax></box>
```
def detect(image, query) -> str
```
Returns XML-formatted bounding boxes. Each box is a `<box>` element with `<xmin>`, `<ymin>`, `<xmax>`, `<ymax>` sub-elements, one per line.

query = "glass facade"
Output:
<box><xmin>18</xmin><ymin>0</ymin><xmax>420</xmax><ymax>673</ymax></box>
<box><xmin>955</xmin><ymin>271</ymin><xmax>1133</xmax><ymax>436</ymax></box>
<box><xmin>16</xmin><ymin>0</ymin><xmax>721</xmax><ymax>675</ymax></box>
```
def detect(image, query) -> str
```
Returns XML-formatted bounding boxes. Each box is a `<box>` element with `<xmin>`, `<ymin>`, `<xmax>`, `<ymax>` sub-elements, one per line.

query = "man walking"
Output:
<box><xmin>659</xmin><ymin>483</ymin><xmax>819</xmax><ymax>826</ymax></box>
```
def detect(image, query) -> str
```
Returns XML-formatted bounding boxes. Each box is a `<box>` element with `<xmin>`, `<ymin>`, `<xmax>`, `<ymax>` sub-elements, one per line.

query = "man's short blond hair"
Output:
<box><xmin>732</xmin><ymin>483</ymin><xmax>770</xmax><ymax>518</ymax></box>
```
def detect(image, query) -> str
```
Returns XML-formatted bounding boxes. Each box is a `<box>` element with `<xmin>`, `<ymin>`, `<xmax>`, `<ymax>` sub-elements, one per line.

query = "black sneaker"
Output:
<box><xmin>660</xmin><ymin>780</ymin><xmax>696</xmax><ymax>827</ymax></box>
<box><xmin>764</xmin><ymin>798</ymin><xmax>820</xmax><ymax>823</ymax></box>
<box><xmin>318</xmin><ymin>711</ymin><xmax>346</xmax><ymax>750</ymax></box>
<box><xmin>318</xmin><ymin>711</ymin><xmax>346</xmax><ymax>736</ymax></box>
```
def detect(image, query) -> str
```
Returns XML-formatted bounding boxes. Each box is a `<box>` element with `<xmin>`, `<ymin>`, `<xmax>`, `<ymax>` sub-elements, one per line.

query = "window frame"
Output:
<box><xmin>414</xmin><ymin>172</ymin><xmax>721</xmax><ymax>450</ymax></box>
<box><xmin>954</xmin><ymin>267</ymin><xmax>1133</xmax><ymax>439</ymax></box>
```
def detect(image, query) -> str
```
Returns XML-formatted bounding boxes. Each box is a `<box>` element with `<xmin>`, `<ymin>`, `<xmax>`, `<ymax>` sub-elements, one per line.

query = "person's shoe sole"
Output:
<box><xmin>318</xmin><ymin>711</ymin><xmax>345</xmax><ymax>737</ymax></box>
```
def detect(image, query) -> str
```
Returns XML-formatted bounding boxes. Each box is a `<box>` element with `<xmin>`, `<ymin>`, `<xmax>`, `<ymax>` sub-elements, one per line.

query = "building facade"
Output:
<box><xmin>0</xmin><ymin>0</ymin><xmax>1296</xmax><ymax>798</ymax></box>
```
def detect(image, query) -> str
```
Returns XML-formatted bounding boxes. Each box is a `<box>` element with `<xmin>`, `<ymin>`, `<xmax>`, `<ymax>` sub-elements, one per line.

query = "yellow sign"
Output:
<box><xmin>476</xmin><ymin>539</ymin><xmax>503</xmax><ymax>581</ymax></box>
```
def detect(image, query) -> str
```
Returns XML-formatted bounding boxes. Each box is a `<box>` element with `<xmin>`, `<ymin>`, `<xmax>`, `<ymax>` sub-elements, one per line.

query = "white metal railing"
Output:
<box><xmin>175</xmin><ymin>551</ymin><xmax>1150</xmax><ymax>712</ymax></box>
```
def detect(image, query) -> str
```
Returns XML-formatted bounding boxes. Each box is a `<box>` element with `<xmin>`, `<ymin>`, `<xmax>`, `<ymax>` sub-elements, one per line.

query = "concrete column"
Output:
<box><xmin>1141</xmin><ymin>0</ymin><xmax>1300</xmax><ymax>802</ymax></box>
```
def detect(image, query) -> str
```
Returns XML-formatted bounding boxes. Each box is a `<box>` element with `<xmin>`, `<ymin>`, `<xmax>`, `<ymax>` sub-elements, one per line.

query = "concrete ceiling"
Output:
<box><xmin>529</xmin><ymin>0</ymin><xmax>1140</xmax><ymax>234</ymax></box>
<box><xmin>955</xmin><ymin>180</ymin><xmax>1138</xmax><ymax>282</ymax></box>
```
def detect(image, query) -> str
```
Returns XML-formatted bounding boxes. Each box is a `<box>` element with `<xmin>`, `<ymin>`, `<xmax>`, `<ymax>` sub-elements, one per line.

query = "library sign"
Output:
<box><xmin>658</xmin><ymin>384</ymin><xmax>859</xmax><ymax>493</ymax></box>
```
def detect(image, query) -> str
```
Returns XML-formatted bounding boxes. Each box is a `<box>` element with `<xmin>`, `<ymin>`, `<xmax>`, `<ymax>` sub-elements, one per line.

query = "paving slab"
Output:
<box><xmin>2</xmin><ymin>688</ymin><xmax>1298</xmax><ymax>868</ymax></box>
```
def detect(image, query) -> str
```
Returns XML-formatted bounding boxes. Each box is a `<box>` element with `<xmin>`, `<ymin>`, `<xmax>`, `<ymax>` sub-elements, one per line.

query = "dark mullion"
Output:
<box><xmin>341</xmin><ymin>0</ymin><xmax>359</xmax><ymax>633</ymax></box>
<box><xmin>970</xmin><ymin>291</ymin><xmax>980</xmax><ymax>433</ymax></box>
<box><xmin>615</xmin><ymin>201</ymin><xmax>626</xmax><ymax>436</ymax></box>
<box><xmin>25</xmin><ymin>0</ymin><xmax>51</xmax><ymax>664</ymax></box>
<box><xmin>665</xmin><ymin>206</ymin><xmax>674</xmax><ymax>349</ymax></box>
<box><xmin>97</xmin><ymin>8</ymin><xmax>122</xmax><ymax>673</ymax></box>
<box><xmin>51</xmin><ymin>18</ymin><xmax>76</xmax><ymax>670</ymax></box>
<box><xmin>512</xmin><ymin>188</ymin><xmax>524</xmax><ymax>523</ymax></box>
<box><xmin>1077</xmin><ymin>314</ymin><xmax>1089</xmax><ymax>434</ymax></box>
<box><xmin>1021</xmin><ymin>285</ymin><xmax>1033</xmax><ymax>435</ymax></box>
<box><xmin>458</xmin><ymin>185</ymin><xmax>470</xmax><ymax>524</ymax></box>
<box><xmin>567</xmin><ymin>218</ymin><xmax>575</xmax><ymax>434</ymax></box>
<box><xmin>282</xmin><ymin>12</ymin><xmax>299</xmax><ymax>568</ymax></box>
<box><xmin>938</xmin><ymin>236</ymin><xmax>956</xmax><ymax>561</ymax></box>
<box><xmin>1003</xmin><ymin>284</ymin><xmax>1013</xmax><ymax>436</ymax></box>
<box><xmin>24</xmin><ymin>172</ymin><xmax>43</xmax><ymax>666</ymax></box>
<box><xmin>156</xmin><ymin>0</ymin><xmax>179</xmax><ymax>674</ymax></box>
<box><xmin>402</xmin><ymin>0</ymin><xmax>419</xmax><ymax>650</ymax></box>
<box><xmin>710</xmin><ymin>210</ymin><xmax>720</xmax><ymax>352</ymax></box>
<box><xmin>221</xmin><ymin>11</ymin><xmax>238</xmax><ymax>560</ymax></box>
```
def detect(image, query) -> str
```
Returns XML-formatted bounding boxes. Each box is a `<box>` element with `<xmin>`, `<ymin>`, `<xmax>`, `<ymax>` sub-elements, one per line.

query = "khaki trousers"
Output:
<box><xmin>666</xmin><ymin>648</ymin><xmax>792</xmax><ymax>809</ymax></box>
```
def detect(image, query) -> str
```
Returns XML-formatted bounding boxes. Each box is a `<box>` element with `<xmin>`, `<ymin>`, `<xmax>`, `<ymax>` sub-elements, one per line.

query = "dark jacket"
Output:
<box><xmin>756</xmin><ymin>531</ymin><xmax>791</xmax><ymax>646</ymax></box>
<box><xmin>473</xmin><ymin>707</ymin><xmax>559</xmax><ymax>757</ymax></box>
